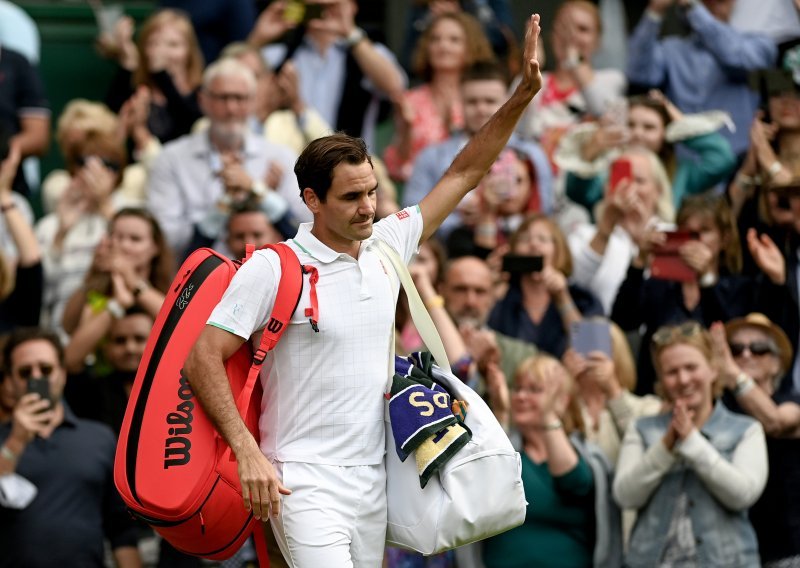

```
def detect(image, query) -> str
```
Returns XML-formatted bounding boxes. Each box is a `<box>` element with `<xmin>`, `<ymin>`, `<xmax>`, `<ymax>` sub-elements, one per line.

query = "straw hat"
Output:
<box><xmin>725</xmin><ymin>313</ymin><xmax>794</xmax><ymax>374</ymax></box>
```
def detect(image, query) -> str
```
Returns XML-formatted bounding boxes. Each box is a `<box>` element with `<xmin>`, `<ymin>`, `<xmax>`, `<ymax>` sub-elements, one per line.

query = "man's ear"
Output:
<box><xmin>303</xmin><ymin>187</ymin><xmax>320</xmax><ymax>213</ymax></box>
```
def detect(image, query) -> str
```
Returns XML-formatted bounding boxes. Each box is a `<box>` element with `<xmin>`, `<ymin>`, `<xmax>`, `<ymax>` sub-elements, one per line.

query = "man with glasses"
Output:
<box><xmin>148</xmin><ymin>57</ymin><xmax>307</xmax><ymax>259</ymax></box>
<box><xmin>0</xmin><ymin>327</ymin><xmax>141</xmax><ymax>567</ymax></box>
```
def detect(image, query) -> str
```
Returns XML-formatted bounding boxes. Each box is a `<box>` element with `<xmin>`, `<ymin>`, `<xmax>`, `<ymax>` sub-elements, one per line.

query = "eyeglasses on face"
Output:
<box><xmin>16</xmin><ymin>362</ymin><xmax>55</xmax><ymax>380</ymax></box>
<box><xmin>652</xmin><ymin>321</ymin><xmax>703</xmax><ymax>347</ymax></box>
<box><xmin>205</xmin><ymin>91</ymin><xmax>251</xmax><ymax>104</ymax></box>
<box><xmin>729</xmin><ymin>341</ymin><xmax>777</xmax><ymax>358</ymax></box>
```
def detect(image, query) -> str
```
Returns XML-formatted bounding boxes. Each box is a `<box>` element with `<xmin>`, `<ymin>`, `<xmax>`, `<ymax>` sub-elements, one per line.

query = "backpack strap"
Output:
<box><xmin>234</xmin><ymin>243</ymin><xmax>304</xmax><ymax>418</ymax></box>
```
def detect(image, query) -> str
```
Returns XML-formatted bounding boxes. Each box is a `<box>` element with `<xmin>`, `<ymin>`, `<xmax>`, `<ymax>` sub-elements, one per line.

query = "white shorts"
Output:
<box><xmin>268</xmin><ymin>461</ymin><xmax>387</xmax><ymax>567</ymax></box>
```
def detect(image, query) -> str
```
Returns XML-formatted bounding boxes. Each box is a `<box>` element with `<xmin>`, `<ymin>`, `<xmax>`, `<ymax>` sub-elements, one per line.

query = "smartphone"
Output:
<box><xmin>502</xmin><ymin>254</ymin><xmax>543</xmax><ymax>274</ymax></box>
<box><xmin>284</xmin><ymin>0</ymin><xmax>324</xmax><ymax>25</ymax></box>
<box><xmin>608</xmin><ymin>157</ymin><xmax>632</xmax><ymax>195</ymax></box>
<box><xmin>570</xmin><ymin>320</ymin><xmax>612</xmax><ymax>358</ymax></box>
<box><xmin>651</xmin><ymin>230</ymin><xmax>699</xmax><ymax>283</ymax></box>
<box><xmin>27</xmin><ymin>378</ymin><xmax>52</xmax><ymax>410</ymax></box>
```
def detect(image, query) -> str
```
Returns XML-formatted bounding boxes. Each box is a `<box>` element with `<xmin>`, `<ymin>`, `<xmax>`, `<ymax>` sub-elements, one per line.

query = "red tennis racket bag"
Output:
<box><xmin>114</xmin><ymin>244</ymin><xmax>307</xmax><ymax>561</ymax></box>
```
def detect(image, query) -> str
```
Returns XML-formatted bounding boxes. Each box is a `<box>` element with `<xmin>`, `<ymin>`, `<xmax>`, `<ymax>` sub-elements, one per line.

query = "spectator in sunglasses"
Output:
<box><xmin>614</xmin><ymin>321</ymin><xmax>767</xmax><ymax>567</ymax></box>
<box><xmin>709</xmin><ymin>313</ymin><xmax>800</xmax><ymax>566</ymax></box>
<box><xmin>0</xmin><ymin>327</ymin><xmax>141</xmax><ymax>566</ymax></box>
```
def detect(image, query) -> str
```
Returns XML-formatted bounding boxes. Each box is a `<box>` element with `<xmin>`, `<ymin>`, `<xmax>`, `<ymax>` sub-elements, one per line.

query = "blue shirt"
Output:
<box><xmin>264</xmin><ymin>36</ymin><xmax>406</xmax><ymax>150</ymax></box>
<box><xmin>627</xmin><ymin>5</ymin><xmax>776</xmax><ymax>155</ymax></box>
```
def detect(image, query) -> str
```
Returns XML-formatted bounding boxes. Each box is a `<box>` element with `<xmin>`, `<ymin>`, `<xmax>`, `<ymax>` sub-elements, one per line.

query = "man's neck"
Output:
<box><xmin>310</xmin><ymin>225</ymin><xmax>362</xmax><ymax>258</ymax></box>
<box><xmin>306</xmin><ymin>30</ymin><xmax>338</xmax><ymax>55</ymax></box>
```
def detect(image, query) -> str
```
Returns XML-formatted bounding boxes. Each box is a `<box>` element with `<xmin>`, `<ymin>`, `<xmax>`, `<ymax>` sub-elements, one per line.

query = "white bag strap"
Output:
<box><xmin>375</xmin><ymin>240</ymin><xmax>451</xmax><ymax>373</ymax></box>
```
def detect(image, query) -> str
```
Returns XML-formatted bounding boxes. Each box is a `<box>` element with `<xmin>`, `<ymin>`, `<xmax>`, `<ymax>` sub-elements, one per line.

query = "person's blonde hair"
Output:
<box><xmin>509</xmin><ymin>213</ymin><xmax>574</xmax><ymax>277</ymax></box>
<box><xmin>651</xmin><ymin>322</ymin><xmax>724</xmax><ymax>400</ymax></box>
<box><xmin>609</xmin><ymin>320</ymin><xmax>637</xmax><ymax>392</ymax></box>
<box><xmin>514</xmin><ymin>354</ymin><xmax>585</xmax><ymax>435</ymax></box>
<box><xmin>412</xmin><ymin>12</ymin><xmax>496</xmax><ymax>82</ymax></box>
<box><xmin>134</xmin><ymin>9</ymin><xmax>204</xmax><ymax>90</ymax></box>
<box><xmin>56</xmin><ymin>99</ymin><xmax>119</xmax><ymax>155</ymax></box>
<box><xmin>624</xmin><ymin>145</ymin><xmax>675</xmax><ymax>223</ymax></box>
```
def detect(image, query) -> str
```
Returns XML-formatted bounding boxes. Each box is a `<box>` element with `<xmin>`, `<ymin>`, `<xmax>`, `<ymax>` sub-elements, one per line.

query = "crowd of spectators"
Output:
<box><xmin>2</xmin><ymin>0</ymin><xmax>800</xmax><ymax>566</ymax></box>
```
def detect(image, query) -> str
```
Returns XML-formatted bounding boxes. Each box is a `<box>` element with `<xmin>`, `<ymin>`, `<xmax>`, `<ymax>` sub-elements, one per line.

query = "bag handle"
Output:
<box><xmin>375</xmin><ymin>240</ymin><xmax>451</xmax><ymax>373</ymax></box>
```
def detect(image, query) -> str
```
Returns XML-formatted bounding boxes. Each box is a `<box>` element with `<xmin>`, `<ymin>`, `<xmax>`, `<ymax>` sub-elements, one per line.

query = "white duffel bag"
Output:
<box><xmin>376</xmin><ymin>241</ymin><xmax>527</xmax><ymax>555</ymax></box>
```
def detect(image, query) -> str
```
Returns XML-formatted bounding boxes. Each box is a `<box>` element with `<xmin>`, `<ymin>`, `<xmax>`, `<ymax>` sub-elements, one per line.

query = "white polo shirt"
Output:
<box><xmin>208</xmin><ymin>206</ymin><xmax>423</xmax><ymax>465</ymax></box>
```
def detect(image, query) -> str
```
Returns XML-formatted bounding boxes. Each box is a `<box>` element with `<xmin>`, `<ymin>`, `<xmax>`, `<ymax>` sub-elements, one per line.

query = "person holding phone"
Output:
<box><xmin>559</xmin><ymin>91</ymin><xmax>737</xmax><ymax>217</ymax></box>
<box><xmin>488</xmin><ymin>213</ymin><xmax>603</xmax><ymax>359</ymax></box>
<box><xmin>567</xmin><ymin>146</ymin><xmax>675</xmax><ymax>314</ymax></box>
<box><xmin>447</xmin><ymin>147</ymin><xmax>547</xmax><ymax>258</ymax></box>
<box><xmin>252</xmin><ymin>0</ymin><xmax>407</xmax><ymax>150</ymax></box>
<box><xmin>0</xmin><ymin>328</ymin><xmax>141</xmax><ymax>567</ymax></box>
<box><xmin>611</xmin><ymin>194</ymin><xmax>784</xmax><ymax>394</ymax></box>
<box><xmin>614</xmin><ymin>322</ymin><xmax>767</xmax><ymax>567</ymax></box>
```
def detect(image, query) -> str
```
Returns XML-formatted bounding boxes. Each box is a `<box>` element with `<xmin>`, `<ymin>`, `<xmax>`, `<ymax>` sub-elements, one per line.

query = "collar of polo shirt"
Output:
<box><xmin>293</xmin><ymin>222</ymin><xmax>377</xmax><ymax>263</ymax></box>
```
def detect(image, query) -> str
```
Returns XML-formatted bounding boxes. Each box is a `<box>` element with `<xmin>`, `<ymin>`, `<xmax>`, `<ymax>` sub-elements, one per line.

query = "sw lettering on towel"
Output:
<box><xmin>409</xmin><ymin>391</ymin><xmax>450</xmax><ymax>416</ymax></box>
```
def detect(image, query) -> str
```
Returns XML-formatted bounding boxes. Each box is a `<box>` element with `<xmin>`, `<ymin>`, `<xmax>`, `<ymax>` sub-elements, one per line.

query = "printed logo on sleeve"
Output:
<box><xmin>395</xmin><ymin>210</ymin><xmax>409</xmax><ymax>221</ymax></box>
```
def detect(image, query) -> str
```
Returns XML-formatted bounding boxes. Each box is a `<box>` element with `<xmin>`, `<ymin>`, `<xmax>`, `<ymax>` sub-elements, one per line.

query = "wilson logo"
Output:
<box><xmin>163</xmin><ymin>370</ymin><xmax>194</xmax><ymax>469</ymax></box>
<box><xmin>176</xmin><ymin>284</ymin><xmax>194</xmax><ymax>310</ymax></box>
<box><xmin>266</xmin><ymin>317</ymin><xmax>283</xmax><ymax>333</ymax></box>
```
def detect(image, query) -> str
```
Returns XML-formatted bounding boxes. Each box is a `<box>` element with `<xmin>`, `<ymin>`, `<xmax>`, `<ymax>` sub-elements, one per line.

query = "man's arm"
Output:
<box><xmin>12</xmin><ymin>115</ymin><xmax>50</xmax><ymax>157</ymax></box>
<box><xmin>685</xmin><ymin>1</ymin><xmax>777</xmax><ymax>71</ymax></box>
<box><xmin>183</xmin><ymin>325</ymin><xmax>291</xmax><ymax>520</ymax></box>
<box><xmin>418</xmin><ymin>14</ymin><xmax>543</xmax><ymax>243</ymax></box>
<box><xmin>626</xmin><ymin>5</ymin><xmax>669</xmax><ymax>87</ymax></box>
<box><xmin>312</xmin><ymin>0</ymin><xmax>406</xmax><ymax>100</ymax></box>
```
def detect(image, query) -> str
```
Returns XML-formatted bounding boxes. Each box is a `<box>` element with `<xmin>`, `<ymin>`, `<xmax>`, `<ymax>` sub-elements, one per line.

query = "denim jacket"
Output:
<box><xmin>626</xmin><ymin>403</ymin><xmax>761</xmax><ymax>567</ymax></box>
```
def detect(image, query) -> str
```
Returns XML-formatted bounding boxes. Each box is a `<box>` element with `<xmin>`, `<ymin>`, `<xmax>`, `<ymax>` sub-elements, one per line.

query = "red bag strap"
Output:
<box><xmin>234</xmin><ymin>243</ymin><xmax>307</xmax><ymax>417</ymax></box>
<box><xmin>253</xmin><ymin>523</ymin><xmax>270</xmax><ymax>568</ymax></box>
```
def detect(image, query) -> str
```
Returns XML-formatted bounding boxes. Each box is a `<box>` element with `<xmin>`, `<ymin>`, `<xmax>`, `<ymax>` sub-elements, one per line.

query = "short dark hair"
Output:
<box><xmin>294</xmin><ymin>133</ymin><xmax>373</xmax><ymax>203</ymax></box>
<box><xmin>226</xmin><ymin>196</ymin><xmax>269</xmax><ymax>232</ymax></box>
<box><xmin>3</xmin><ymin>328</ymin><xmax>64</xmax><ymax>375</ymax></box>
<box><xmin>461</xmin><ymin>60</ymin><xmax>508</xmax><ymax>87</ymax></box>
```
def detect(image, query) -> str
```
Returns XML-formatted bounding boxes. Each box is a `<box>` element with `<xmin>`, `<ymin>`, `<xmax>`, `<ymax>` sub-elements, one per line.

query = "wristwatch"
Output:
<box><xmin>106</xmin><ymin>299</ymin><xmax>125</xmax><ymax>320</ymax></box>
<box><xmin>345</xmin><ymin>27</ymin><xmax>366</xmax><ymax>49</ymax></box>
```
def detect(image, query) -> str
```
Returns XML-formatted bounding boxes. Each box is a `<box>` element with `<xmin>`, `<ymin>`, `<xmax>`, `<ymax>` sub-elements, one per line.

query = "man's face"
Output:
<box><xmin>104</xmin><ymin>314</ymin><xmax>153</xmax><ymax>373</ymax></box>
<box><xmin>304</xmin><ymin>160</ymin><xmax>378</xmax><ymax>252</ymax></box>
<box><xmin>8</xmin><ymin>339</ymin><xmax>66</xmax><ymax>404</ymax></box>
<box><xmin>461</xmin><ymin>79</ymin><xmax>508</xmax><ymax>135</ymax></box>
<box><xmin>441</xmin><ymin>257</ymin><xmax>495</xmax><ymax>327</ymax></box>
<box><xmin>226</xmin><ymin>211</ymin><xmax>281</xmax><ymax>259</ymax></box>
<box><xmin>200</xmin><ymin>74</ymin><xmax>254</xmax><ymax>146</ymax></box>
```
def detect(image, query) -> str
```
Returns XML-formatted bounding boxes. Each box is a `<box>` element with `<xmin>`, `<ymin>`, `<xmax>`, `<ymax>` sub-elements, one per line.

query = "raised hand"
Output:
<box><xmin>747</xmin><ymin>228</ymin><xmax>786</xmax><ymax>285</ymax></box>
<box><xmin>709</xmin><ymin>321</ymin><xmax>740</xmax><ymax>389</ymax></box>
<box><xmin>519</xmin><ymin>14</ymin><xmax>543</xmax><ymax>97</ymax></box>
<box><xmin>679</xmin><ymin>240</ymin><xmax>714</xmax><ymax>275</ymax></box>
<box><xmin>249</xmin><ymin>1</ymin><xmax>296</xmax><ymax>47</ymax></box>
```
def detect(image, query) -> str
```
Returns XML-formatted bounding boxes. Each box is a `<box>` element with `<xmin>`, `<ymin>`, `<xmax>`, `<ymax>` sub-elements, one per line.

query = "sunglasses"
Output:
<box><xmin>16</xmin><ymin>362</ymin><xmax>55</xmax><ymax>380</ymax></box>
<box><xmin>729</xmin><ymin>341</ymin><xmax>777</xmax><ymax>357</ymax></box>
<box><xmin>652</xmin><ymin>321</ymin><xmax>703</xmax><ymax>347</ymax></box>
